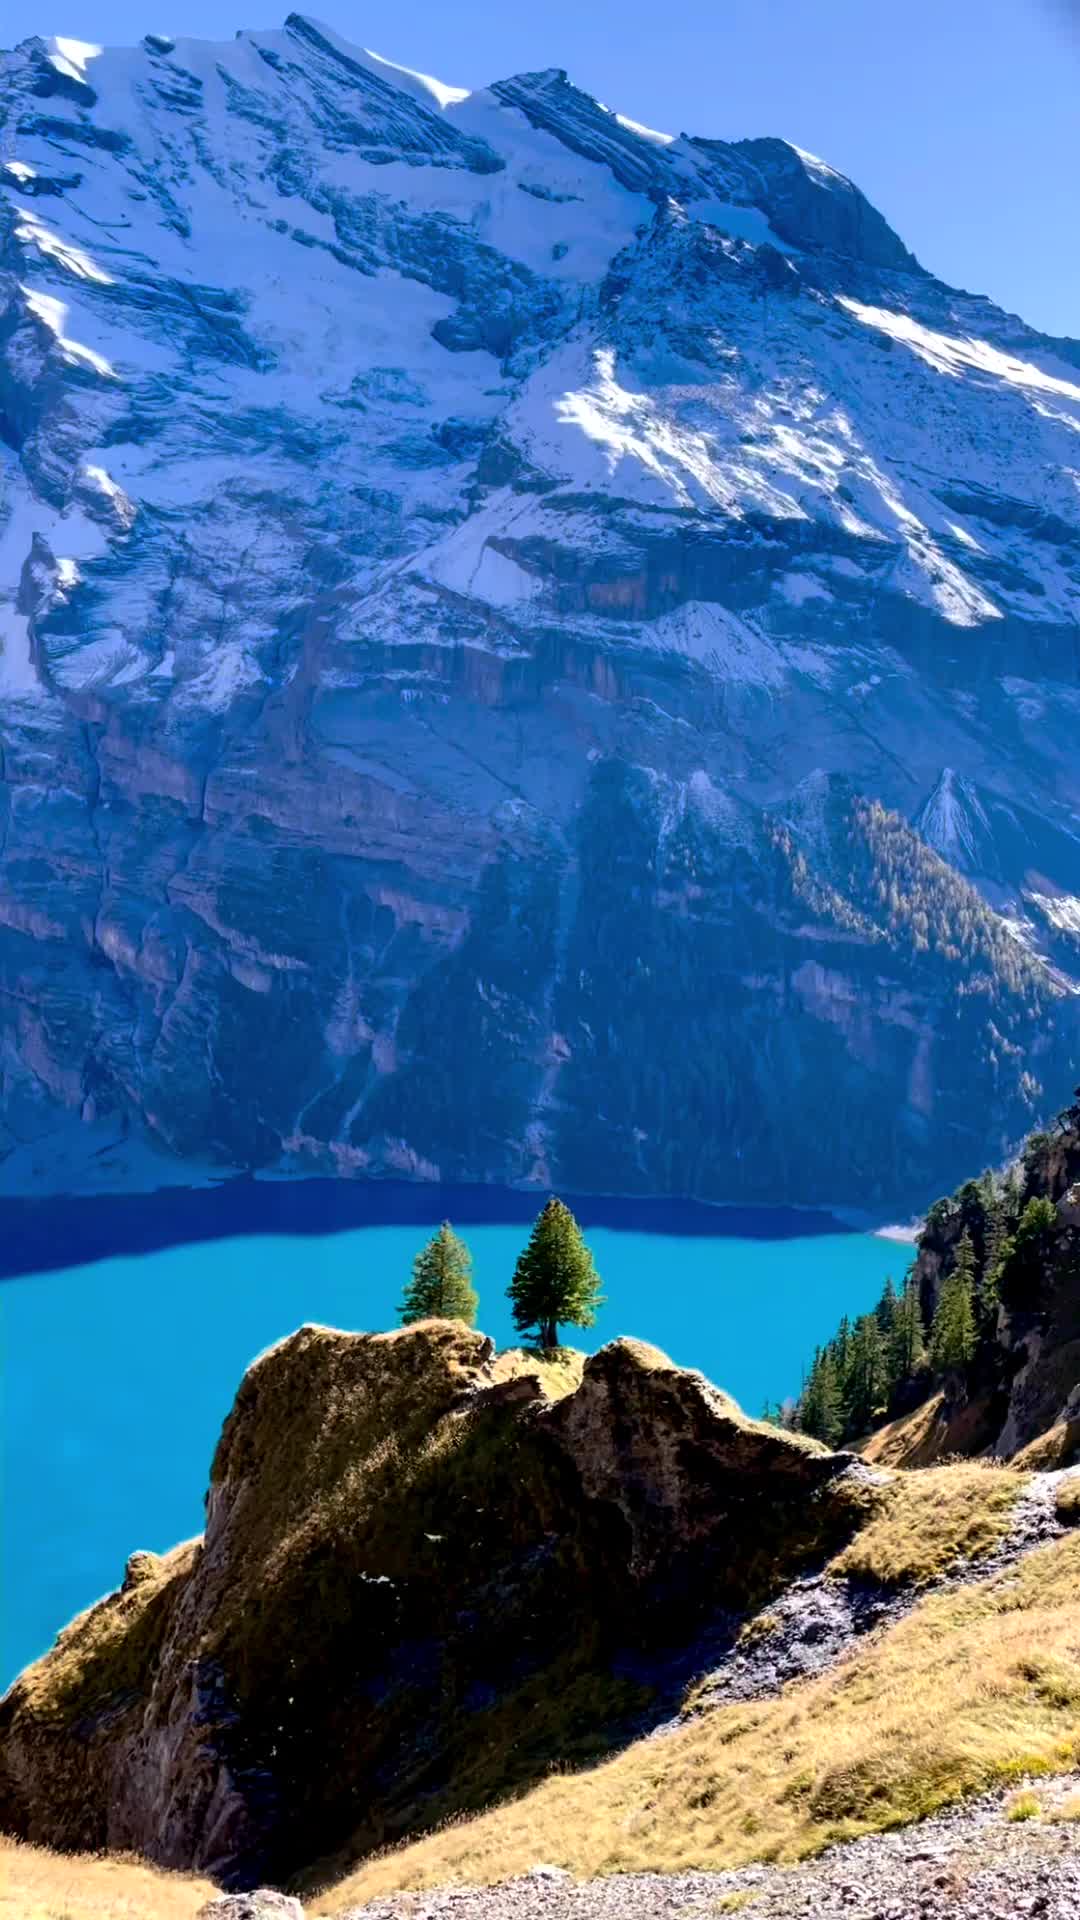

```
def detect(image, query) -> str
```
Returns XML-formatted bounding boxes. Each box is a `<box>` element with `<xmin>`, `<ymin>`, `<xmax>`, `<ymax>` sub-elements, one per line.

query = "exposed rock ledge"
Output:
<box><xmin>0</xmin><ymin>1322</ymin><xmax>865</xmax><ymax>1890</ymax></box>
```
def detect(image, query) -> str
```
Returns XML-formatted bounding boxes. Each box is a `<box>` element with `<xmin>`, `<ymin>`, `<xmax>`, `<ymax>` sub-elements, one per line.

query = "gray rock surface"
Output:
<box><xmin>664</xmin><ymin>1465</ymin><xmax>1080</xmax><ymax>1720</ymax></box>
<box><xmin>197</xmin><ymin>1894</ymin><xmax>304</xmax><ymax>1920</ymax></box>
<box><xmin>336</xmin><ymin>1778</ymin><xmax>1080</xmax><ymax>1920</ymax></box>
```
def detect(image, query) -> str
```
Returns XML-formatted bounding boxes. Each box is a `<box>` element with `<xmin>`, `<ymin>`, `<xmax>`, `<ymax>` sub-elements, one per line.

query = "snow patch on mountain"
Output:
<box><xmin>362</xmin><ymin>47</ymin><xmax>471</xmax><ymax>112</ymax></box>
<box><xmin>1</xmin><ymin>13</ymin><xmax>1079</xmax><ymax>1197</ymax></box>
<box><xmin>1029</xmin><ymin>894</ymin><xmax>1080</xmax><ymax>937</ymax></box>
<box><xmin>45</xmin><ymin>35</ymin><xmax>102</xmax><ymax>83</ymax></box>
<box><xmin>916</xmin><ymin>770</ymin><xmax>995</xmax><ymax>874</ymax></box>
<box><xmin>838</xmin><ymin>298</ymin><xmax>1080</xmax><ymax>408</ymax></box>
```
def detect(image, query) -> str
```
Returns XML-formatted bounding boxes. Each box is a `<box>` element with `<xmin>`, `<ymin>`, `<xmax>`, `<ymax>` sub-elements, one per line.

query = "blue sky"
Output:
<box><xmin>4</xmin><ymin>0</ymin><xmax>1077</xmax><ymax>337</ymax></box>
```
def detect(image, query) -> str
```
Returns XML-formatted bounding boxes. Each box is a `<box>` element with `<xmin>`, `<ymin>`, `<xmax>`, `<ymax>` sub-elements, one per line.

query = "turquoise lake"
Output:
<box><xmin>0</xmin><ymin>1196</ymin><xmax>907</xmax><ymax>1689</ymax></box>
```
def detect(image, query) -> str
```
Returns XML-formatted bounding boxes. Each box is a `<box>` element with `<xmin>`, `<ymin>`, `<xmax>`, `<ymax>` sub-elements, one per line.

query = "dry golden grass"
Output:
<box><xmin>489</xmin><ymin>1346</ymin><xmax>587</xmax><ymax>1399</ymax></box>
<box><xmin>827</xmin><ymin>1462</ymin><xmax>1024</xmax><ymax>1586</ymax></box>
<box><xmin>316</xmin><ymin>1529</ymin><xmax>1080</xmax><ymax>1908</ymax></box>
<box><xmin>12</xmin><ymin>1540</ymin><xmax>201</xmax><ymax>1722</ymax></box>
<box><xmin>1054</xmin><ymin>1477</ymin><xmax>1080</xmax><ymax>1526</ymax></box>
<box><xmin>1051</xmin><ymin>1792</ymin><xmax>1080</xmax><ymax>1822</ymax></box>
<box><xmin>0</xmin><ymin>1836</ymin><xmax>215</xmax><ymax>1920</ymax></box>
<box><xmin>1005</xmin><ymin>1790</ymin><xmax>1042</xmax><ymax>1822</ymax></box>
<box><xmin>1014</xmin><ymin>1420</ymin><xmax>1080</xmax><ymax>1470</ymax></box>
<box><xmin>859</xmin><ymin>1394</ymin><xmax>947</xmax><ymax>1468</ymax></box>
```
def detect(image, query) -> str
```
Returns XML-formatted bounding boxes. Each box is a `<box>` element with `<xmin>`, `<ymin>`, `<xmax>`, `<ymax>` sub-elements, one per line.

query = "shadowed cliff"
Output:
<box><xmin>0</xmin><ymin>1321</ymin><xmax>867</xmax><ymax>1888</ymax></box>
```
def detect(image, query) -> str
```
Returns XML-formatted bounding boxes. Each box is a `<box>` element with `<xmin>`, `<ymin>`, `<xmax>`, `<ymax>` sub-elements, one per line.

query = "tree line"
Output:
<box><xmin>398</xmin><ymin>1196</ymin><xmax>603</xmax><ymax>1350</ymax></box>
<box><xmin>784</xmin><ymin>1100</ymin><xmax>1077</xmax><ymax>1447</ymax></box>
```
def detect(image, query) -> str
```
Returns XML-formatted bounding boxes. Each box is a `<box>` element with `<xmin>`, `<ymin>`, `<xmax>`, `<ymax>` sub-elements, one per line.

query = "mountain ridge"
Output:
<box><xmin>2</xmin><ymin>16</ymin><xmax>1080</xmax><ymax>1206</ymax></box>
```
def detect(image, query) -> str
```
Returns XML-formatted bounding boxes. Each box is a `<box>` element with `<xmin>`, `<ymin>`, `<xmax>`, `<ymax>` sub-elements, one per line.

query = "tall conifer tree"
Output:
<box><xmin>508</xmin><ymin>1197</ymin><xmax>603</xmax><ymax>1349</ymax></box>
<box><xmin>399</xmin><ymin>1222</ymin><xmax>478</xmax><ymax>1326</ymax></box>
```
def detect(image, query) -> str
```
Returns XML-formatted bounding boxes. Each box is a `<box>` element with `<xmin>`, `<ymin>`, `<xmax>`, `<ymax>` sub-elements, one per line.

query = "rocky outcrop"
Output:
<box><xmin>876</xmin><ymin>1119</ymin><xmax>1080</xmax><ymax>1465</ymax></box>
<box><xmin>0</xmin><ymin>1322</ymin><xmax>867</xmax><ymax>1890</ymax></box>
<box><xmin>2</xmin><ymin>19</ymin><xmax>1080</xmax><ymax>1208</ymax></box>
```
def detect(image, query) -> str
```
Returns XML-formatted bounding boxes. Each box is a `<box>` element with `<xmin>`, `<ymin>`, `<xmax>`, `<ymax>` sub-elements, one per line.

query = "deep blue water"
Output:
<box><xmin>0</xmin><ymin>1183</ymin><xmax>907</xmax><ymax>1690</ymax></box>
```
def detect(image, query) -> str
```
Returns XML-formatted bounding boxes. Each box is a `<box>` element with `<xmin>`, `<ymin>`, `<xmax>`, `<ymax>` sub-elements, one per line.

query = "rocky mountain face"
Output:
<box><xmin>2</xmin><ymin>16</ymin><xmax>1080</xmax><ymax>1206</ymax></box>
<box><xmin>0</xmin><ymin>1322</ymin><xmax>867</xmax><ymax>1886</ymax></box>
<box><xmin>900</xmin><ymin>1115</ymin><xmax>1080</xmax><ymax>1464</ymax></box>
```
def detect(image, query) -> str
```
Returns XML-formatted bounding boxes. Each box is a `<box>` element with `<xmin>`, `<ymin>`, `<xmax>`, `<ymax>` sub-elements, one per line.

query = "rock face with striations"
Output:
<box><xmin>2</xmin><ymin>19</ymin><xmax>1080</xmax><ymax>1207</ymax></box>
<box><xmin>0</xmin><ymin>1321</ymin><xmax>864</xmax><ymax>1888</ymax></box>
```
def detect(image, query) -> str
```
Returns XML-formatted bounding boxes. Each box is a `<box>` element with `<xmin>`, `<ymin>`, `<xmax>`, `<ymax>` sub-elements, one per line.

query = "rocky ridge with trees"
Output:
<box><xmin>795</xmin><ymin>1093</ymin><xmax>1080</xmax><ymax>1461</ymax></box>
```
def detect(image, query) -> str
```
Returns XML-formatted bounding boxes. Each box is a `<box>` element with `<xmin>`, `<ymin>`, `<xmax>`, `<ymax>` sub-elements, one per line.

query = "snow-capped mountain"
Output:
<box><xmin>2</xmin><ymin>16</ymin><xmax>1079</xmax><ymax>1206</ymax></box>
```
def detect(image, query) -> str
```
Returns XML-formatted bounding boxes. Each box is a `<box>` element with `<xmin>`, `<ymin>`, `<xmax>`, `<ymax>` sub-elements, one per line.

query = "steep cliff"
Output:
<box><xmin>2</xmin><ymin>20</ymin><xmax>1080</xmax><ymax>1205</ymax></box>
<box><xmin>0</xmin><ymin>1320</ymin><xmax>868</xmax><ymax>1888</ymax></box>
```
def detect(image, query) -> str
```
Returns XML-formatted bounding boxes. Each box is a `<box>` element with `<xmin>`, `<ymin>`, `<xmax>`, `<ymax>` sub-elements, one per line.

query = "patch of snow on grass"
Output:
<box><xmin>424</xmin><ymin>519</ymin><xmax>544</xmax><ymax>608</ymax></box>
<box><xmin>50</xmin><ymin>633</ymin><xmax>146</xmax><ymax>691</ymax></box>
<box><xmin>179</xmin><ymin>642</ymin><xmax>263</xmax><ymax>712</ymax></box>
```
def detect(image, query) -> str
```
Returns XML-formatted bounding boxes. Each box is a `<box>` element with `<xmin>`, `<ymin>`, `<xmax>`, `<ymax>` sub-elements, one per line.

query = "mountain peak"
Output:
<box><xmin>1</xmin><ymin>13</ymin><xmax>1079</xmax><ymax>1207</ymax></box>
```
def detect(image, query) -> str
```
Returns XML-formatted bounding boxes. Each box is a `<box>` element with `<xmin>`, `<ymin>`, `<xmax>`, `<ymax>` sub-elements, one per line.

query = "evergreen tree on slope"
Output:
<box><xmin>889</xmin><ymin>1267</ymin><xmax>927</xmax><ymax>1384</ymax></box>
<box><xmin>508</xmin><ymin>1197</ymin><xmax>603</xmax><ymax>1350</ymax></box>
<box><xmin>399</xmin><ymin>1221</ymin><xmax>478</xmax><ymax>1326</ymax></box>
<box><xmin>929</xmin><ymin>1229</ymin><xmax>977</xmax><ymax>1372</ymax></box>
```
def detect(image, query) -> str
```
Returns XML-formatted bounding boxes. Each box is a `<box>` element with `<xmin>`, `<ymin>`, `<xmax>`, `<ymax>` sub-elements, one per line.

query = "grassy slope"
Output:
<box><xmin>317</xmin><ymin>1528</ymin><xmax>1080</xmax><ymax>1907</ymax></box>
<box><xmin>0</xmin><ymin>1839</ymin><xmax>215</xmax><ymax>1920</ymax></box>
<box><xmin>827</xmin><ymin>1463</ymin><xmax>1024</xmax><ymax>1585</ymax></box>
<box><xmin>2</xmin><ymin>1459</ymin><xmax>1065</xmax><ymax>1913</ymax></box>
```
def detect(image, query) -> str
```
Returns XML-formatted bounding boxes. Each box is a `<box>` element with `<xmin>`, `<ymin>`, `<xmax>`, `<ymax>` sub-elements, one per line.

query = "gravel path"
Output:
<box><xmin>336</xmin><ymin>1777</ymin><xmax>1080</xmax><ymax>1920</ymax></box>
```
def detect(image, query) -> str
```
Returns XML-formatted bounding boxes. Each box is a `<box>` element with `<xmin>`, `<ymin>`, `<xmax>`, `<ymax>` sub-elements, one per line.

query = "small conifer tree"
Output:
<box><xmin>508</xmin><ymin>1197</ymin><xmax>603</xmax><ymax>1349</ymax></box>
<box><xmin>929</xmin><ymin>1230</ymin><xmax>977</xmax><ymax>1372</ymax></box>
<box><xmin>399</xmin><ymin>1221</ymin><xmax>478</xmax><ymax>1326</ymax></box>
<box><xmin>875</xmin><ymin>1274</ymin><xmax>898</xmax><ymax>1338</ymax></box>
<box><xmin>800</xmin><ymin>1345</ymin><xmax>844</xmax><ymax>1446</ymax></box>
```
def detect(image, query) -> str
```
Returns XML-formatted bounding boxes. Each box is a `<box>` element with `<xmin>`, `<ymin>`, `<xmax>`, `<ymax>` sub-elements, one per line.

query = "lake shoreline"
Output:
<box><xmin>0</xmin><ymin>1173</ymin><xmax>876</xmax><ymax>1283</ymax></box>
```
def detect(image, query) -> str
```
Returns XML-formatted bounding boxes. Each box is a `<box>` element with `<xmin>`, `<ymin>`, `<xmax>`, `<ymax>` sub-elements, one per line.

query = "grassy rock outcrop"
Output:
<box><xmin>0</xmin><ymin>1323</ymin><xmax>866</xmax><ymax>1891</ymax></box>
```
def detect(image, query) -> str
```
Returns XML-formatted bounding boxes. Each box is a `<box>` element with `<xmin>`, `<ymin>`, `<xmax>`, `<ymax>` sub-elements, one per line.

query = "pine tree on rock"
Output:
<box><xmin>508</xmin><ymin>1197</ymin><xmax>603</xmax><ymax>1349</ymax></box>
<box><xmin>399</xmin><ymin>1221</ymin><xmax>478</xmax><ymax>1326</ymax></box>
<box><xmin>929</xmin><ymin>1230</ymin><xmax>977</xmax><ymax>1373</ymax></box>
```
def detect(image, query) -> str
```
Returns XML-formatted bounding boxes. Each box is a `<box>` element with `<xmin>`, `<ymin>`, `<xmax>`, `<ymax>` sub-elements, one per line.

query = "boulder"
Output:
<box><xmin>197</xmin><ymin>1895</ymin><xmax>304</xmax><ymax>1920</ymax></box>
